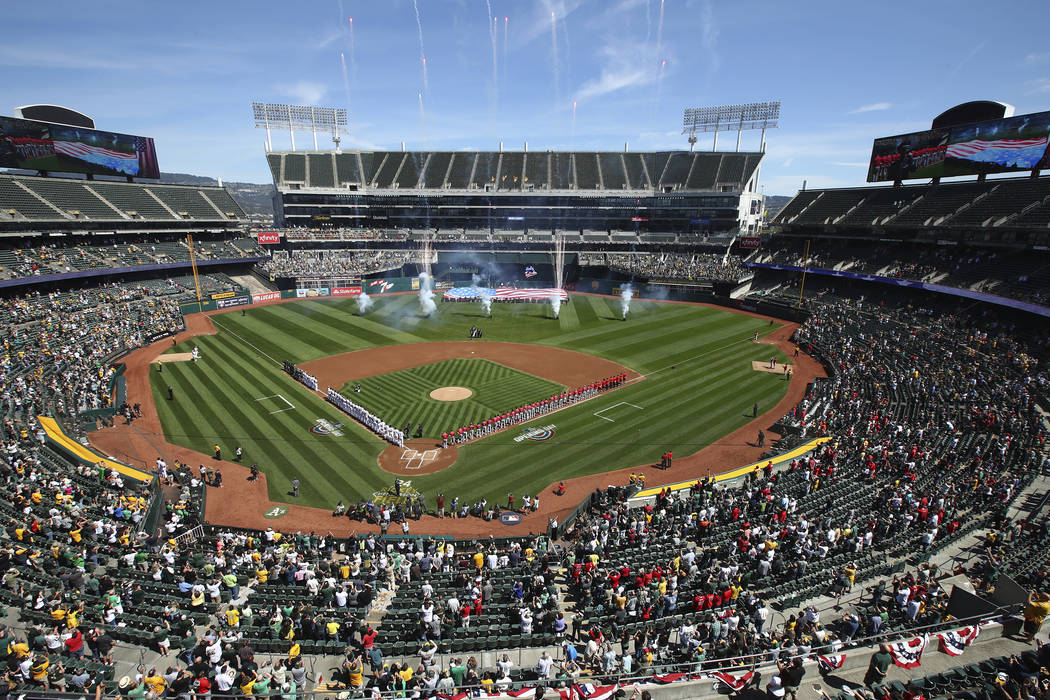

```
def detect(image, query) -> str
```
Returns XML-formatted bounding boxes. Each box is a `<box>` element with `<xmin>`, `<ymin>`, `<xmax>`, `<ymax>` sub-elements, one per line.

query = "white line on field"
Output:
<box><xmin>593</xmin><ymin>401</ymin><xmax>644</xmax><ymax>422</ymax></box>
<box><xmin>210</xmin><ymin>316</ymin><xmax>282</xmax><ymax>366</ymax></box>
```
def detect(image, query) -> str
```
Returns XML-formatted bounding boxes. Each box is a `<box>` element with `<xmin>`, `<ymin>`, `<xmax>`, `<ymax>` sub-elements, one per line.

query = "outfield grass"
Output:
<box><xmin>151</xmin><ymin>295</ymin><xmax>791</xmax><ymax>510</ymax></box>
<box><xmin>342</xmin><ymin>358</ymin><xmax>564</xmax><ymax>439</ymax></box>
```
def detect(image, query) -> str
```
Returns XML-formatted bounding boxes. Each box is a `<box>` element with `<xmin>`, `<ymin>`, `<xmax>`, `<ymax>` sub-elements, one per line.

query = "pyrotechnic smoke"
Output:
<box><xmin>620</xmin><ymin>284</ymin><xmax>634</xmax><ymax>320</ymax></box>
<box><xmin>347</xmin><ymin>17</ymin><xmax>356</xmax><ymax>78</ymax></box>
<box><xmin>550</xmin><ymin>11</ymin><xmax>559</xmax><ymax>103</ymax></box>
<box><xmin>340</xmin><ymin>53</ymin><xmax>352</xmax><ymax>121</ymax></box>
<box><xmin>551</xmin><ymin>296</ymin><xmax>561</xmax><ymax>319</ymax></box>
<box><xmin>412</xmin><ymin>0</ymin><xmax>429</xmax><ymax>91</ymax></box>
<box><xmin>471</xmin><ymin>274</ymin><xmax>493</xmax><ymax>317</ymax></box>
<box><xmin>356</xmin><ymin>289</ymin><xmax>373</xmax><ymax>315</ymax></box>
<box><xmin>418</xmin><ymin>272</ymin><xmax>437</xmax><ymax>316</ymax></box>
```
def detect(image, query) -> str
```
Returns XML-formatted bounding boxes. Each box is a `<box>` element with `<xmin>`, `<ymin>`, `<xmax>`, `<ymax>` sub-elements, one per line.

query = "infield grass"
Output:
<box><xmin>150</xmin><ymin>295</ymin><xmax>791</xmax><ymax>509</ymax></box>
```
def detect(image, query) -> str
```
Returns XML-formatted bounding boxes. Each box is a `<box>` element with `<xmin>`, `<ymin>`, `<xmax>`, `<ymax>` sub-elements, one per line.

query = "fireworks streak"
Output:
<box><xmin>550</xmin><ymin>11</ymin><xmax>560</xmax><ymax>103</ymax></box>
<box><xmin>412</xmin><ymin>0</ymin><xmax>429</xmax><ymax>91</ymax></box>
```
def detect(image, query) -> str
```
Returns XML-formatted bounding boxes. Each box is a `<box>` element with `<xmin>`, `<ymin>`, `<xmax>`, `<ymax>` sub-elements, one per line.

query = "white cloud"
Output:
<box><xmin>1025</xmin><ymin>52</ymin><xmax>1049</xmax><ymax>65</ymax></box>
<box><xmin>698</xmin><ymin>0</ymin><xmax>719</xmax><ymax>73</ymax></box>
<box><xmin>575</xmin><ymin>66</ymin><xmax>650</xmax><ymax>102</ymax></box>
<box><xmin>849</xmin><ymin>102</ymin><xmax>892</xmax><ymax>114</ymax></box>
<box><xmin>781</xmin><ymin>158</ymin><xmax>793</xmax><ymax>167</ymax></box>
<box><xmin>278</xmin><ymin>81</ymin><xmax>327</xmax><ymax>105</ymax></box>
<box><xmin>832</xmin><ymin>161</ymin><xmax>869</xmax><ymax>168</ymax></box>
<box><xmin>1027</xmin><ymin>77</ymin><xmax>1050</xmax><ymax>94</ymax></box>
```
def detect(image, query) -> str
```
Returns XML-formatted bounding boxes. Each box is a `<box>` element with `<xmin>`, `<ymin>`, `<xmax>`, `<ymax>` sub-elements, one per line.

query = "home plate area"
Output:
<box><xmin>377</xmin><ymin>438</ymin><xmax>458</xmax><ymax>475</ymax></box>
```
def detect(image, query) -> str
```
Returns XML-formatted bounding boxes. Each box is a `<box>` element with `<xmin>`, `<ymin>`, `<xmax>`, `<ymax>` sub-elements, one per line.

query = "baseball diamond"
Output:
<box><xmin>143</xmin><ymin>293</ymin><xmax>792</xmax><ymax>510</ymax></box>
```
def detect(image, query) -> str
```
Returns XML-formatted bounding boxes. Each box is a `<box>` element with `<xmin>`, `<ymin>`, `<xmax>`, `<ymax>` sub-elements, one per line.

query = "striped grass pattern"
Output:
<box><xmin>151</xmin><ymin>295</ymin><xmax>791</xmax><ymax>509</ymax></box>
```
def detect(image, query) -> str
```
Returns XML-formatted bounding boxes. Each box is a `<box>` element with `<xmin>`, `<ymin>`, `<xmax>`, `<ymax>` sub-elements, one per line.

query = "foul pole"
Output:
<box><xmin>187</xmin><ymin>234</ymin><xmax>203</xmax><ymax>305</ymax></box>
<box><xmin>797</xmin><ymin>238</ymin><xmax>810</xmax><ymax>308</ymax></box>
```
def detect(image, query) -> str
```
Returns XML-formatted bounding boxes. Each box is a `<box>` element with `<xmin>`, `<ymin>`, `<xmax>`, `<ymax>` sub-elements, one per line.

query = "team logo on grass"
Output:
<box><xmin>372</xmin><ymin>481</ymin><xmax>422</xmax><ymax>507</ymax></box>
<box><xmin>499</xmin><ymin>512</ymin><xmax>523</xmax><ymax>526</ymax></box>
<box><xmin>513</xmin><ymin>424</ymin><xmax>556</xmax><ymax>443</ymax></box>
<box><xmin>310</xmin><ymin>418</ymin><xmax>344</xmax><ymax>436</ymax></box>
<box><xmin>263</xmin><ymin>506</ymin><xmax>288</xmax><ymax>519</ymax></box>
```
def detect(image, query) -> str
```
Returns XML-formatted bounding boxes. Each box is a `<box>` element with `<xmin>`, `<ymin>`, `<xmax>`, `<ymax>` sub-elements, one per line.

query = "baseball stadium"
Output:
<box><xmin>1</xmin><ymin>4</ymin><xmax>1050</xmax><ymax>700</ymax></box>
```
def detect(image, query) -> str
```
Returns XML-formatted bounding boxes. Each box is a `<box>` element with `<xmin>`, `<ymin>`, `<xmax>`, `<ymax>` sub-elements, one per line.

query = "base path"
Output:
<box><xmin>88</xmin><ymin>294</ymin><xmax>825</xmax><ymax>538</ymax></box>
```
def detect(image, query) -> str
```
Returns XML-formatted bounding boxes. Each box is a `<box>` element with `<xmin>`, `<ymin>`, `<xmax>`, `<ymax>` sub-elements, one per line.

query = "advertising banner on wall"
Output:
<box><xmin>256</xmin><ymin>231</ymin><xmax>281</xmax><ymax>244</ymax></box>
<box><xmin>739</xmin><ymin>236</ymin><xmax>762</xmax><ymax>249</ymax></box>
<box><xmin>295</xmin><ymin>287</ymin><xmax>331</xmax><ymax>298</ymax></box>
<box><xmin>215</xmin><ymin>295</ymin><xmax>250</xmax><ymax>309</ymax></box>
<box><xmin>252</xmin><ymin>291</ymin><xmax>281</xmax><ymax>303</ymax></box>
<box><xmin>331</xmin><ymin>286</ymin><xmax>362</xmax><ymax>297</ymax></box>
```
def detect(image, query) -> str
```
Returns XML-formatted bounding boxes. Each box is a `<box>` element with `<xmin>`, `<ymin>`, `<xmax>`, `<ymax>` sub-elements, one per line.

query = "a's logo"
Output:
<box><xmin>369</xmin><ymin>280</ymin><xmax>394</xmax><ymax>293</ymax></box>
<box><xmin>500</xmin><ymin>512</ymin><xmax>523</xmax><ymax>526</ymax></box>
<box><xmin>263</xmin><ymin>506</ymin><xmax>288</xmax><ymax>519</ymax></box>
<box><xmin>514</xmin><ymin>424</ymin><xmax>556</xmax><ymax>443</ymax></box>
<box><xmin>371</xmin><ymin>481</ymin><xmax>422</xmax><ymax>506</ymax></box>
<box><xmin>310</xmin><ymin>418</ymin><xmax>344</xmax><ymax>436</ymax></box>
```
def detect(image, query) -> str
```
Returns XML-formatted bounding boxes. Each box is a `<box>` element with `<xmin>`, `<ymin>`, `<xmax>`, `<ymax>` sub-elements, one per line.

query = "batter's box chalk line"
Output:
<box><xmin>399</xmin><ymin>449</ymin><xmax>438</xmax><ymax>470</ymax></box>
<box><xmin>255</xmin><ymin>394</ymin><xmax>295</xmax><ymax>414</ymax></box>
<box><xmin>593</xmin><ymin>401</ymin><xmax>644</xmax><ymax>423</ymax></box>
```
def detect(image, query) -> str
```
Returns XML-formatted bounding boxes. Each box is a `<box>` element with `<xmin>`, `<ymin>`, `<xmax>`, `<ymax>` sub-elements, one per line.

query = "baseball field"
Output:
<box><xmin>149</xmin><ymin>293</ymin><xmax>790</xmax><ymax>510</ymax></box>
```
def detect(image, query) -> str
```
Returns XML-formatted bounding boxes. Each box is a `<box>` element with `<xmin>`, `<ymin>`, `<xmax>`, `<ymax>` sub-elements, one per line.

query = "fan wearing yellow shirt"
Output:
<box><xmin>225</xmin><ymin>607</ymin><xmax>241</xmax><ymax>627</ymax></box>
<box><xmin>143</xmin><ymin>670</ymin><xmax>167</xmax><ymax>695</ymax></box>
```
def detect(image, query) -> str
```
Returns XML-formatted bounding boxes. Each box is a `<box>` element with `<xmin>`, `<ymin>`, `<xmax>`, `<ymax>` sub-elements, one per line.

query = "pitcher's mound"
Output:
<box><xmin>430</xmin><ymin>386</ymin><xmax>473</xmax><ymax>401</ymax></box>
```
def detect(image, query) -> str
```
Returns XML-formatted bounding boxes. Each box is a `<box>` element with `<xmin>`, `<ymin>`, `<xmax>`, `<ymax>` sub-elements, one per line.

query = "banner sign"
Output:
<box><xmin>252</xmin><ymin>291</ymin><xmax>281</xmax><ymax>303</ymax></box>
<box><xmin>332</xmin><ymin>286</ymin><xmax>362</xmax><ymax>297</ymax></box>
<box><xmin>215</xmin><ymin>295</ymin><xmax>250</xmax><ymax>309</ymax></box>
<box><xmin>296</xmin><ymin>287</ymin><xmax>331</xmax><ymax>298</ymax></box>
<box><xmin>256</xmin><ymin>231</ymin><xmax>281</xmax><ymax>244</ymax></box>
<box><xmin>739</xmin><ymin>236</ymin><xmax>761</xmax><ymax>249</ymax></box>
<box><xmin>210</xmin><ymin>291</ymin><xmax>236</xmax><ymax>300</ymax></box>
<box><xmin>745</xmin><ymin>262</ymin><xmax>1050</xmax><ymax>318</ymax></box>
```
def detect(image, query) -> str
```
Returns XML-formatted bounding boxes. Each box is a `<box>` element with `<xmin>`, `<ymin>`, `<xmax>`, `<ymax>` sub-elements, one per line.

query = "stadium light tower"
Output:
<box><xmin>682</xmin><ymin>101</ymin><xmax>780</xmax><ymax>152</ymax></box>
<box><xmin>251</xmin><ymin>103</ymin><xmax>349</xmax><ymax>152</ymax></box>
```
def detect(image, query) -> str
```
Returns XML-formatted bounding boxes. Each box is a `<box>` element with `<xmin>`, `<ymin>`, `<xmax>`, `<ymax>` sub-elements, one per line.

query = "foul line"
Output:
<box><xmin>594</xmin><ymin>402</ymin><xmax>645</xmax><ymax>422</ymax></box>
<box><xmin>210</xmin><ymin>316</ymin><xmax>282</xmax><ymax>366</ymax></box>
<box><xmin>256</xmin><ymin>394</ymin><xmax>295</xmax><ymax>414</ymax></box>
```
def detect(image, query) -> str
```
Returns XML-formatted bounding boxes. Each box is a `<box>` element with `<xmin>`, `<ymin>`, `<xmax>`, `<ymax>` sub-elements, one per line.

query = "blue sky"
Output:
<box><xmin>3</xmin><ymin>0</ymin><xmax>1049</xmax><ymax>193</ymax></box>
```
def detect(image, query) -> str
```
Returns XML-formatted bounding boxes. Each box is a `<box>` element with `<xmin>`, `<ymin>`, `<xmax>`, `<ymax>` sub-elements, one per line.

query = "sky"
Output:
<box><xmin>3</xmin><ymin>0</ymin><xmax>1050</xmax><ymax>194</ymax></box>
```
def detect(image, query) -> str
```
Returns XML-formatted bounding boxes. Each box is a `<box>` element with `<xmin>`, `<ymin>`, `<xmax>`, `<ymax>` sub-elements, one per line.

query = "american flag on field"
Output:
<box><xmin>444</xmin><ymin>287</ymin><xmax>568</xmax><ymax>301</ymax></box>
<box><xmin>53</xmin><ymin>140</ymin><xmax>140</xmax><ymax>175</ymax></box>
<box><xmin>946</xmin><ymin>137</ymin><xmax>1048</xmax><ymax>169</ymax></box>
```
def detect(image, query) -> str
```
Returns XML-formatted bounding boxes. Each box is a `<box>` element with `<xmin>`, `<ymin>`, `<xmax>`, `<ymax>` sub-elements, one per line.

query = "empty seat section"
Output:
<box><xmin>200</xmin><ymin>189</ymin><xmax>246</xmax><ymax>218</ymax></box>
<box><xmin>421</xmin><ymin>152</ymin><xmax>453</xmax><ymax>188</ymax></box>
<box><xmin>88</xmin><ymin>182</ymin><xmax>175</xmax><ymax>219</ymax></box>
<box><xmin>308</xmin><ymin>154</ymin><xmax>335</xmax><ymax>187</ymax></box>
<box><xmin>497</xmin><ymin>152</ymin><xmax>524</xmax><ymax>190</ymax></box>
<box><xmin>150</xmin><ymin>187</ymin><xmax>224</xmax><ymax>219</ymax></box>
<box><xmin>550</xmin><ymin>153</ymin><xmax>572</xmax><ymax>189</ymax></box>
<box><xmin>373</xmin><ymin>152</ymin><xmax>404</xmax><ymax>188</ymax></box>
<box><xmin>524</xmin><ymin>152</ymin><xmax>549</xmax><ymax>189</ymax></box>
<box><xmin>574</xmin><ymin>153</ymin><xmax>600</xmax><ymax>189</ymax></box>
<box><xmin>645</xmin><ymin>153</ymin><xmax>672</xmax><ymax>187</ymax></box>
<box><xmin>266</xmin><ymin>154</ymin><xmax>282</xmax><ymax>182</ymax></box>
<box><xmin>283</xmin><ymin>154</ymin><xmax>306</xmax><ymax>182</ymax></box>
<box><xmin>446</xmin><ymin>152</ymin><xmax>476</xmax><ymax>189</ymax></box>
<box><xmin>948</xmin><ymin>179</ymin><xmax>1050</xmax><ymax>227</ymax></box>
<box><xmin>359</xmin><ymin>152</ymin><xmax>382</xmax><ymax>185</ymax></box>
<box><xmin>0</xmin><ymin>178</ymin><xmax>63</xmax><ymax>219</ymax></box>
<box><xmin>623</xmin><ymin>154</ymin><xmax>648</xmax><ymax>189</ymax></box>
<box><xmin>840</xmin><ymin>187</ymin><xmax>929</xmax><ymax>225</ymax></box>
<box><xmin>771</xmin><ymin>191</ymin><xmax>821</xmax><ymax>223</ymax></box>
<box><xmin>793</xmin><ymin>190</ymin><xmax>867</xmax><ymax>224</ymax></box>
<box><xmin>891</xmin><ymin>183</ymin><xmax>988</xmax><ymax>226</ymax></box>
<box><xmin>396</xmin><ymin>153</ymin><xmax>425</xmax><ymax>188</ymax></box>
<box><xmin>22</xmin><ymin>179</ymin><xmax>119</xmax><ymax>219</ymax></box>
<box><xmin>687</xmin><ymin>154</ymin><xmax>720</xmax><ymax>189</ymax></box>
<box><xmin>598</xmin><ymin>153</ymin><xmax>627</xmax><ymax>189</ymax></box>
<box><xmin>471</xmin><ymin>152</ymin><xmax>499</xmax><ymax>188</ymax></box>
<box><xmin>717</xmin><ymin>154</ymin><xmax>747</xmax><ymax>186</ymax></box>
<box><xmin>659</xmin><ymin>153</ymin><xmax>693</xmax><ymax>188</ymax></box>
<box><xmin>335</xmin><ymin>153</ymin><xmax>362</xmax><ymax>185</ymax></box>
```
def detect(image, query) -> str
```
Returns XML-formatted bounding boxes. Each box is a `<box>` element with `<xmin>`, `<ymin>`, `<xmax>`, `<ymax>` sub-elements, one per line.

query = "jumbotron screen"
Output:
<box><xmin>0</xmin><ymin>115</ymin><xmax>160</xmax><ymax>179</ymax></box>
<box><xmin>867</xmin><ymin>110</ymin><xmax>1050</xmax><ymax>182</ymax></box>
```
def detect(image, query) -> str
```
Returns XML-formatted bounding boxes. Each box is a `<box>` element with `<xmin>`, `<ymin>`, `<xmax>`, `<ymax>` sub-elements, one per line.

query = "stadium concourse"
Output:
<box><xmin>87</xmin><ymin>292</ymin><xmax>822</xmax><ymax>537</ymax></box>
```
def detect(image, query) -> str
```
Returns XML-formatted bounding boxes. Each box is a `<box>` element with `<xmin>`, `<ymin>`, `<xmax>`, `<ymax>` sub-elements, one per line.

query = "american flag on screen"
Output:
<box><xmin>946</xmin><ymin>136</ymin><xmax>1049</xmax><ymax>169</ymax></box>
<box><xmin>53</xmin><ymin>140</ymin><xmax>140</xmax><ymax>175</ymax></box>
